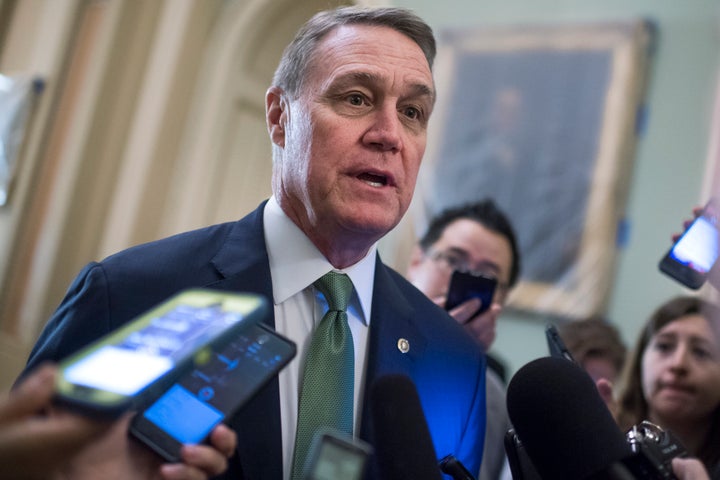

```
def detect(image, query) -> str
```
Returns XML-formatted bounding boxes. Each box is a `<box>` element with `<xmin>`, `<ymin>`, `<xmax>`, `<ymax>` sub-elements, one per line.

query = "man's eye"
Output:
<box><xmin>347</xmin><ymin>94</ymin><xmax>365</xmax><ymax>106</ymax></box>
<box><xmin>403</xmin><ymin>106</ymin><xmax>420</xmax><ymax>119</ymax></box>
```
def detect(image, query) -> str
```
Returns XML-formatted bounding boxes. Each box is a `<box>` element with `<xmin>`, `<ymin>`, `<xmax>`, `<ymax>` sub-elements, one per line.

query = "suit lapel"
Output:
<box><xmin>360</xmin><ymin>260</ymin><xmax>429</xmax><ymax>440</ymax></box>
<box><xmin>209</xmin><ymin>202</ymin><xmax>284</xmax><ymax>480</ymax></box>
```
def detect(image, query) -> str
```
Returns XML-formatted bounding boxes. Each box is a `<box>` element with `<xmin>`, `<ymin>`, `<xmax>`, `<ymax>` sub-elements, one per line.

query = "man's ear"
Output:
<box><xmin>266</xmin><ymin>86</ymin><xmax>287</xmax><ymax>147</ymax></box>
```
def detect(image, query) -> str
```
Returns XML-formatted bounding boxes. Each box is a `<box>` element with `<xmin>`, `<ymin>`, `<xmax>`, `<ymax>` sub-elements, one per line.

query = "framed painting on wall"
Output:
<box><xmin>414</xmin><ymin>20</ymin><xmax>656</xmax><ymax>319</ymax></box>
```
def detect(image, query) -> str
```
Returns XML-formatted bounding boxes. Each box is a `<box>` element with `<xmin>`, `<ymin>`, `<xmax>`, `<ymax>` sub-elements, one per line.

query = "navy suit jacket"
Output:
<box><xmin>24</xmin><ymin>202</ymin><xmax>487</xmax><ymax>479</ymax></box>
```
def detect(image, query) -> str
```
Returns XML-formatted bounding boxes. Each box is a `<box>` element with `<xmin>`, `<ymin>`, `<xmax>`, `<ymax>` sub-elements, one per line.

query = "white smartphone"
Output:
<box><xmin>54</xmin><ymin>289</ymin><xmax>268</xmax><ymax>416</ymax></box>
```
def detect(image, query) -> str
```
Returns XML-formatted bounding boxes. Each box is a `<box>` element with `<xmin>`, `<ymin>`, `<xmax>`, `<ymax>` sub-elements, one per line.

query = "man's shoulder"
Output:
<box><xmin>104</xmin><ymin>221</ymin><xmax>239</xmax><ymax>263</ymax></box>
<box><xmin>103</xmin><ymin>203</ymin><xmax>266</xmax><ymax>267</ymax></box>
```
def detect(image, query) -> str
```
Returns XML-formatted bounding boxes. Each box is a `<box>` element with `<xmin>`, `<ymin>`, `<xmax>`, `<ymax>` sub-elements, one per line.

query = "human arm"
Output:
<box><xmin>3</xmin><ymin>363</ymin><xmax>236</xmax><ymax>480</ymax></box>
<box><xmin>0</xmin><ymin>364</ymin><xmax>111</xmax><ymax>479</ymax></box>
<box><xmin>54</xmin><ymin>411</ymin><xmax>236</xmax><ymax>480</ymax></box>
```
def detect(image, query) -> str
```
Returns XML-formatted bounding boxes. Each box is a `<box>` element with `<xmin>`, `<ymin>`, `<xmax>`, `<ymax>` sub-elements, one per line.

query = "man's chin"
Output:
<box><xmin>341</xmin><ymin>207</ymin><xmax>403</xmax><ymax>237</ymax></box>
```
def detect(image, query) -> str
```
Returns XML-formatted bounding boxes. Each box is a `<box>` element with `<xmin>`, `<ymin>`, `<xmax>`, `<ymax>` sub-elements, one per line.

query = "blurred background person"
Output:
<box><xmin>558</xmin><ymin>316</ymin><xmax>627</xmax><ymax>385</ymax></box>
<box><xmin>406</xmin><ymin>198</ymin><xmax>520</xmax><ymax>480</ymax></box>
<box><xmin>616</xmin><ymin>296</ymin><xmax>720</xmax><ymax>479</ymax></box>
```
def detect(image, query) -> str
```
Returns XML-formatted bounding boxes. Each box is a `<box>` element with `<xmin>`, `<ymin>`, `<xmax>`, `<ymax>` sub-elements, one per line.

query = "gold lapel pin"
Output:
<box><xmin>397</xmin><ymin>338</ymin><xmax>410</xmax><ymax>353</ymax></box>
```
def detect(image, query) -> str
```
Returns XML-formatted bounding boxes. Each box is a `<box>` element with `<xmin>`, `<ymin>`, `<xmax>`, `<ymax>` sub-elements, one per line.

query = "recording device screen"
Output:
<box><xmin>131</xmin><ymin>322</ymin><xmax>296</xmax><ymax>461</ymax></box>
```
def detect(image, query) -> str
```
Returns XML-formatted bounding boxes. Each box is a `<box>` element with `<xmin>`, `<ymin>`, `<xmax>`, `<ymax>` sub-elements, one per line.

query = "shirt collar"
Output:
<box><xmin>263</xmin><ymin>196</ymin><xmax>376</xmax><ymax>324</ymax></box>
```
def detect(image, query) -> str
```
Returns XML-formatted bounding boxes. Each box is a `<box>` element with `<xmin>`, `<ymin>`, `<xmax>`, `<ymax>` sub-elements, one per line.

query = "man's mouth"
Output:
<box><xmin>358</xmin><ymin>172</ymin><xmax>389</xmax><ymax>187</ymax></box>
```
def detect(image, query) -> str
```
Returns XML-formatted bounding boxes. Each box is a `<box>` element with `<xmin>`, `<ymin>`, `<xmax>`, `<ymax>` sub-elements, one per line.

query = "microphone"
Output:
<box><xmin>439</xmin><ymin>454</ymin><xmax>476</xmax><ymax>480</ymax></box>
<box><xmin>506</xmin><ymin>356</ymin><xmax>635</xmax><ymax>479</ymax></box>
<box><xmin>369</xmin><ymin>374</ymin><xmax>443</xmax><ymax>480</ymax></box>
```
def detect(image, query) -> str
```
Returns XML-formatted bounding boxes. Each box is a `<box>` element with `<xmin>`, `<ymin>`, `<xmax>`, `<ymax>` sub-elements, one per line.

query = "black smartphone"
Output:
<box><xmin>659</xmin><ymin>198</ymin><xmax>719</xmax><ymax>290</ymax></box>
<box><xmin>129</xmin><ymin>322</ymin><xmax>296</xmax><ymax>462</ymax></box>
<box><xmin>445</xmin><ymin>270</ymin><xmax>498</xmax><ymax>318</ymax></box>
<box><xmin>303</xmin><ymin>429</ymin><xmax>372</xmax><ymax>480</ymax></box>
<box><xmin>545</xmin><ymin>323</ymin><xmax>576</xmax><ymax>363</ymax></box>
<box><xmin>55</xmin><ymin>289</ymin><xmax>268</xmax><ymax>417</ymax></box>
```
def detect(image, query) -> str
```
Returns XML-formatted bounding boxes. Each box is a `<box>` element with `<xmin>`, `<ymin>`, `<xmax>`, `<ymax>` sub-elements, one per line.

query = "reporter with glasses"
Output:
<box><xmin>406</xmin><ymin>199</ymin><xmax>520</xmax><ymax>480</ymax></box>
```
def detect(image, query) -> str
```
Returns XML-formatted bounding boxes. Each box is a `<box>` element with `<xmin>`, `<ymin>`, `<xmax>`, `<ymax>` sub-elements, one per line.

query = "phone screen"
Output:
<box><xmin>56</xmin><ymin>290</ymin><xmax>267</xmax><ymax>415</ymax></box>
<box><xmin>64</xmin><ymin>304</ymin><xmax>242</xmax><ymax>396</ymax></box>
<box><xmin>660</xmin><ymin>200</ymin><xmax>719</xmax><ymax>289</ymax></box>
<box><xmin>131</xmin><ymin>322</ymin><xmax>296</xmax><ymax>461</ymax></box>
<box><xmin>445</xmin><ymin>270</ymin><xmax>498</xmax><ymax>318</ymax></box>
<box><xmin>668</xmin><ymin>214</ymin><xmax>718</xmax><ymax>274</ymax></box>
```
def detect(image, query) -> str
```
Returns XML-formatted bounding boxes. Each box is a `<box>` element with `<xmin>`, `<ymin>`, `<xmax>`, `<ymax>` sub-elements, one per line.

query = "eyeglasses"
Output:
<box><xmin>426</xmin><ymin>247</ymin><xmax>510</xmax><ymax>298</ymax></box>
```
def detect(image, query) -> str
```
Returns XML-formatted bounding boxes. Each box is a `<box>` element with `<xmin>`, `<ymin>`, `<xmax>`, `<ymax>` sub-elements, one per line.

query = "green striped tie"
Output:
<box><xmin>291</xmin><ymin>272</ymin><xmax>354</xmax><ymax>480</ymax></box>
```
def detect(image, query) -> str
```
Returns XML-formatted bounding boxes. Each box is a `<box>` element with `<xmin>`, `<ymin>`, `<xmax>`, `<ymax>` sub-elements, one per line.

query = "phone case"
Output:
<box><xmin>54</xmin><ymin>289</ymin><xmax>268</xmax><ymax>417</ymax></box>
<box><xmin>659</xmin><ymin>199</ymin><xmax>719</xmax><ymax>290</ymax></box>
<box><xmin>130</xmin><ymin>322</ymin><xmax>296</xmax><ymax>461</ymax></box>
<box><xmin>445</xmin><ymin>270</ymin><xmax>498</xmax><ymax>317</ymax></box>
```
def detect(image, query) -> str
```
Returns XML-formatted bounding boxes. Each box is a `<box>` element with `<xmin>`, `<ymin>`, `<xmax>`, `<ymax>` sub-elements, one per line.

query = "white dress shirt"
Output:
<box><xmin>263</xmin><ymin>196</ymin><xmax>375</xmax><ymax>480</ymax></box>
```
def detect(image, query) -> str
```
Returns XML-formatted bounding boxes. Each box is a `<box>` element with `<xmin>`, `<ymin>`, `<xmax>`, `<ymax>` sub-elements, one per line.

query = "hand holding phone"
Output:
<box><xmin>54</xmin><ymin>289</ymin><xmax>268</xmax><ymax>417</ymax></box>
<box><xmin>659</xmin><ymin>198</ymin><xmax>719</xmax><ymax>289</ymax></box>
<box><xmin>445</xmin><ymin>270</ymin><xmax>498</xmax><ymax>319</ymax></box>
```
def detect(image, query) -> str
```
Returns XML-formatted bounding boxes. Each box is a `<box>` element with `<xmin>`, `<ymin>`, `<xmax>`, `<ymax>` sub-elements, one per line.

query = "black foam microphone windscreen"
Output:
<box><xmin>369</xmin><ymin>374</ymin><xmax>443</xmax><ymax>480</ymax></box>
<box><xmin>506</xmin><ymin>357</ymin><xmax>633</xmax><ymax>480</ymax></box>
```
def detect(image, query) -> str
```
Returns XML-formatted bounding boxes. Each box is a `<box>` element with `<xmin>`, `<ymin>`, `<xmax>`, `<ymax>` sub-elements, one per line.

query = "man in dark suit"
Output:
<box><xmin>20</xmin><ymin>6</ymin><xmax>487</xmax><ymax>480</ymax></box>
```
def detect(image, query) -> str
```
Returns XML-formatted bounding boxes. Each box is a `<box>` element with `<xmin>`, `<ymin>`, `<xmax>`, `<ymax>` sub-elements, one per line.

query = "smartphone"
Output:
<box><xmin>659</xmin><ymin>198</ymin><xmax>719</xmax><ymax>290</ymax></box>
<box><xmin>545</xmin><ymin>323</ymin><xmax>576</xmax><ymax>363</ymax></box>
<box><xmin>445</xmin><ymin>270</ymin><xmax>498</xmax><ymax>318</ymax></box>
<box><xmin>129</xmin><ymin>322</ymin><xmax>296</xmax><ymax>462</ymax></box>
<box><xmin>303</xmin><ymin>429</ymin><xmax>372</xmax><ymax>480</ymax></box>
<box><xmin>55</xmin><ymin>289</ymin><xmax>268</xmax><ymax>417</ymax></box>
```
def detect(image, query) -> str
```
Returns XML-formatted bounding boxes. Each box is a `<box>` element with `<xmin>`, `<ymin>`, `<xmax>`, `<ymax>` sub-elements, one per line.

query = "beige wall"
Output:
<box><xmin>0</xmin><ymin>0</ymin><xmax>351</xmax><ymax>389</ymax></box>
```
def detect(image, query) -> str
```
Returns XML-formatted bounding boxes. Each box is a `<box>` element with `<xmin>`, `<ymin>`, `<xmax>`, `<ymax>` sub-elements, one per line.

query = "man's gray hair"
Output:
<box><xmin>272</xmin><ymin>6</ymin><xmax>436</xmax><ymax>99</ymax></box>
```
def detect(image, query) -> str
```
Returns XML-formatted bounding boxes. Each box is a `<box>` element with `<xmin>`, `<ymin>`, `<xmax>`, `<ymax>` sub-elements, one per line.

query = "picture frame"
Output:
<box><xmin>415</xmin><ymin>20</ymin><xmax>655</xmax><ymax>319</ymax></box>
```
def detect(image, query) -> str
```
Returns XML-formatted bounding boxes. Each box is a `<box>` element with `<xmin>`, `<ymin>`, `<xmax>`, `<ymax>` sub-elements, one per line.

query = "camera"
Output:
<box><xmin>623</xmin><ymin>421</ymin><xmax>688</xmax><ymax>480</ymax></box>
